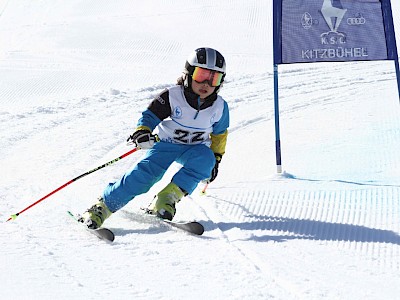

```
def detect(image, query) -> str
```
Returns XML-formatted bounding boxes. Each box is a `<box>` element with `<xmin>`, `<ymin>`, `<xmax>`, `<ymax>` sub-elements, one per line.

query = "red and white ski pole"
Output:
<box><xmin>200</xmin><ymin>181</ymin><xmax>209</xmax><ymax>195</ymax></box>
<box><xmin>6</xmin><ymin>147</ymin><xmax>138</xmax><ymax>222</ymax></box>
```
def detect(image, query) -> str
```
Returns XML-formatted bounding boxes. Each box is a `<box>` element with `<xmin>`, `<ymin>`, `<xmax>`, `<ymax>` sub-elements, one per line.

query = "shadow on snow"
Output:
<box><xmin>205</xmin><ymin>216</ymin><xmax>400</xmax><ymax>244</ymax></box>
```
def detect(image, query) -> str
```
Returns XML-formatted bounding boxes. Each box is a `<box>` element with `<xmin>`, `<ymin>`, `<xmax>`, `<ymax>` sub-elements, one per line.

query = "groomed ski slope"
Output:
<box><xmin>1</xmin><ymin>1</ymin><xmax>400</xmax><ymax>299</ymax></box>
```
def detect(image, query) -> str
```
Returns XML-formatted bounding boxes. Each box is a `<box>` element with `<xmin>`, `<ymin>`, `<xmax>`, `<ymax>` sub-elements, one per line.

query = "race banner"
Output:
<box><xmin>274</xmin><ymin>0</ymin><xmax>398</xmax><ymax>64</ymax></box>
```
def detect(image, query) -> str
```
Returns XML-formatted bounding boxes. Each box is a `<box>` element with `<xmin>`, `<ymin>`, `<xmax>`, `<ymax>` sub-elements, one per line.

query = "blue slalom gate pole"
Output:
<box><xmin>273</xmin><ymin>63</ymin><xmax>282</xmax><ymax>174</ymax></box>
<box><xmin>382</xmin><ymin>0</ymin><xmax>400</xmax><ymax>102</ymax></box>
<box><xmin>273</xmin><ymin>0</ymin><xmax>283</xmax><ymax>173</ymax></box>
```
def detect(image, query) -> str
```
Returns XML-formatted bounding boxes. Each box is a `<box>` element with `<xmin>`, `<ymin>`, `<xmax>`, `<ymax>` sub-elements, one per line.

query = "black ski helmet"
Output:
<box><xmin>184</xmin><ymin>47</ymin><xmax>226</xmax><ymax>93</ymax></box>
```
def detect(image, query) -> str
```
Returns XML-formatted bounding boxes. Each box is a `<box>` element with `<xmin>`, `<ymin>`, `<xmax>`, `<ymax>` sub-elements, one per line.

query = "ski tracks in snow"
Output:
<box><xmin>193</xmin><ymin>191</ymin><xmax>307</xmax><ymax>299</ymax></box>
<box><xmin>194</xmin><ymin>183</ymin><xmax>400</xmax><ymax>299</ymax></box>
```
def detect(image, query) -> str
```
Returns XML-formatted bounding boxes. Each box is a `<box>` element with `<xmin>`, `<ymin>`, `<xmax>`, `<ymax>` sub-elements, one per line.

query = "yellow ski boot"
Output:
<box><xmin>79</xmin><ymin>198</ymin><xmax>112</xmax><ymax>229</ymax></box>
<box><xmin>149</xmin><ymin>182</ymin><xmax>185</xmax><ymax>221</ymax></box>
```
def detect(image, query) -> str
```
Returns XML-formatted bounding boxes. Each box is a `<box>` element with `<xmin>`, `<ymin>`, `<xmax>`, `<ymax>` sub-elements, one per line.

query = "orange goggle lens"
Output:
<box><xmin>192</xmin><ymin>67</ymin><xmax>223</xmax><ymax>87</ymax></box>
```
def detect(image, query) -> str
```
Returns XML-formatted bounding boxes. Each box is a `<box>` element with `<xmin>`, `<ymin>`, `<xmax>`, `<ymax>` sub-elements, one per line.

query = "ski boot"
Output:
<box><xmin>78</xmin><ymin>198</ymin><xmax>112</xmax><ymax>229</ymax></box>
<box><xmin>148</xmin><ymin>182</ymin><xmax>185</xmax><ymax>221</ymax></box>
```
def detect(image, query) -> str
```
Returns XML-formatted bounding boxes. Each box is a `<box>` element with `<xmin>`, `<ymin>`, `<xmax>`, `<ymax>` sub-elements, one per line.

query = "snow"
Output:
<box><xmin>1</xmin><ymin>1</ymin><xmax>400</xmax><ymax>299</ymax></box>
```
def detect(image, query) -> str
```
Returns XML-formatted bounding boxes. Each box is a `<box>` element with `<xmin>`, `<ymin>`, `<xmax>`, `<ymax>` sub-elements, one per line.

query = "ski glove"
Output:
<box><xmin>209</xmin><ymin>154</ymin><xmax>222</xmax><ymax>183</ymax></box>
<box><xmin>127</xmin><ymin>127</ymin><xmax>156</xmax><ymax>149</ymax></box>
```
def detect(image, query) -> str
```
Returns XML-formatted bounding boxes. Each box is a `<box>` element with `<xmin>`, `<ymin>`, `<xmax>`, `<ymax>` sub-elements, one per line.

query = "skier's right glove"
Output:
<box><xmin>127</xmin><ymin>126</ymin><xmax>156</xmax><ymax>149</ymax></box>
<box><xmin>209</xmin><ymin>154</ymin><xmax>222</xmax><ymax>183</ymax></box>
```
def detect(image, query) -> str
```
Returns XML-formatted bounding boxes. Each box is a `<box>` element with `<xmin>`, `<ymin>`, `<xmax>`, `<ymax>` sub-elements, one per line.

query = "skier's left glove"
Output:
<box><xmin>209</xmin><ymin>154</ymin><xmax>222</xmax><ymax>183</ymax></box>
<box><xmin>127</xmin><ymin>126</ymin><xmax>156</xmax><ymax>149</ymax></box>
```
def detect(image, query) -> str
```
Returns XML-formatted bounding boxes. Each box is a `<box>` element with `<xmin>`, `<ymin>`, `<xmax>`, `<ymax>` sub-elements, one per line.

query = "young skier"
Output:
<box><xmin>79</xmin><ymin>47</ymin><xmax>230</xmax><ymax>229</ymax></box>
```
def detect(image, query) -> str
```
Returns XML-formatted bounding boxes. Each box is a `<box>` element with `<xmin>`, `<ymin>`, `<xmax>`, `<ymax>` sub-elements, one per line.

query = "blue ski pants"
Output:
<box><xmin>102</xmin><ymin>141</ymin><xmax>216</xmax><ymax>212</ymax></box>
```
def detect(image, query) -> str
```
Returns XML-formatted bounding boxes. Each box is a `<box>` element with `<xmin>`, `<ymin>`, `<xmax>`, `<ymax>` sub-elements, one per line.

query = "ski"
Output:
<box><xmin>141</xmin><ymin>208</ymin><xmax>204</xmax><ymax>235</ymax></box>
<box><xmin>163</xmin><ymin>218</ymin><xmax>205</xmax><ymax>235</ymax></box>
<box><xmin>67</xmin><ymin>208</ymin><xmax>204</xmax><ymax>241</ymax></box>
<box><xmin>67</xmin><ymin>211</ymin><xmax>115</xmax><ymax>242</ymax></box>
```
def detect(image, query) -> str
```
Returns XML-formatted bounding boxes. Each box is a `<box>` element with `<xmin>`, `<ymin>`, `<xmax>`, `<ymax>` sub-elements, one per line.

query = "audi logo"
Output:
<box><xmin>347</xmin><ymin>17</ymin><xmax>366</xmax><ymax>25</ymax></box>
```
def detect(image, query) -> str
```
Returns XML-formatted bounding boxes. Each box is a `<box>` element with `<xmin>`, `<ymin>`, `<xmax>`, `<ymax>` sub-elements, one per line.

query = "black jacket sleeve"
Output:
<box><xmin>147</xmin><ymin>89</ymin><xmax>171</xmax><ymax>121</ymax></box>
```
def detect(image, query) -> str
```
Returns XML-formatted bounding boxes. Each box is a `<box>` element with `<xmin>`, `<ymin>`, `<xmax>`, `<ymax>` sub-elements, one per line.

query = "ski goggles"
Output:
<box><xmin>191</xmin><ymin>67</ymin><xmax>224</xmax><ymax>87</ymax></box>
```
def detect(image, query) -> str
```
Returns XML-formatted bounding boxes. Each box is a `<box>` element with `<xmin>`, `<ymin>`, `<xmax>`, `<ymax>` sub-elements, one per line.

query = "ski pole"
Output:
<box><xmin>6</xmin><ymin>147</ymin><xmax>138</xmax><ymax>222</ymax></box>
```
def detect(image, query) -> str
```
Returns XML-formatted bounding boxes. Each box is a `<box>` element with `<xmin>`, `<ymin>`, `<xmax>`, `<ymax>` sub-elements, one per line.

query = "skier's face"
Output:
<box><xmin>191</xmin><ymin>80</ymin><xmax>216</xmax><ymax>99</ymax></box>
